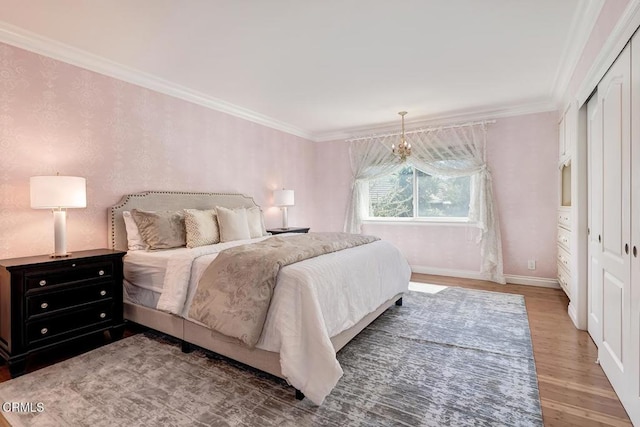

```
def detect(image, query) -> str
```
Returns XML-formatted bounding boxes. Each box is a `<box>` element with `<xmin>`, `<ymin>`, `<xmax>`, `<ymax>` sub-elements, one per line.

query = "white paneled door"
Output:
<box><xmin>587</xmin><ymin>93</ymin><xmax>603</xmax><ymax>347</ymax></box>
<box><xmin>597</xmin><ymin>43</ymin><xmax>632</xmax><ymax>402</ymax></box>
<box><xmin>628</xmin><ymin>32</ymin><xmax>640</xmax><ymax>425</ymax></box>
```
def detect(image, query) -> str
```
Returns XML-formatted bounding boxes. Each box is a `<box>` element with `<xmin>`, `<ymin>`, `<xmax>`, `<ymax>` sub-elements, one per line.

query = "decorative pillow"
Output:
<box><xmin>131</xmin><ymin>209</ymin><xmax>186</xmax><ymax>250</ymax></box>
<box><xmin>246</xmin><ymin>206</ymin><xmax>267</xmax><ymax>238</ymax></box>
<box><xmin>216</xmin><ymin>206</ymin><xmax>251</xmax><ymax>242</ymax></box>
<box><xmin>123</xmin><ymin>211</ymin><xmax>147</xmax><ymax>251</ymax></box>
<box><xmin>184</xmin><ymin>209</ymin><xmax>220</xmax><ymax>248</ymax></box>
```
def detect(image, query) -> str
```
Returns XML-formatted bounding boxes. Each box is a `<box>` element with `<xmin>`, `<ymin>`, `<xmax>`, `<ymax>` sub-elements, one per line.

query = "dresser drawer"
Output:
<box><xmin>557</xmin><ymin>263</ymin><xmax>571</xmax><ymax>298</ymax></box>
<box><xmin>558</xmin><ymin>209</ymin><xmax>571</xmax><ymax>230</ymax></box>
<box><xmin>26</xmin><ymin>281</ymin><xmax>114</xmax><ymax>319</ymax></box>
<box><xmin>25</xmin><ymin>261</ymin><xmax>113</xmax><ymax>291</ymax></box>
<box><xmin>558</xmin><ymin>246</ymin><xmax>571</xmax><ymax>271</ymax></box>
<box><xmin>557</xmin><ymin>226</ymin><xmax>571</xmax><ymax>251</ymax></box>
<box><xmin>26</xmin><ymin>301</ymin><xmax>114</xmax><ymax>347</ymax></box>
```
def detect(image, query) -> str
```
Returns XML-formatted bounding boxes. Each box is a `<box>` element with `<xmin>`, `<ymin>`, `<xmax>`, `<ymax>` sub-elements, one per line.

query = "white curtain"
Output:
<box><xmin>344</xmin><ymin>122</ymin><xmax>505</xmax><ymax>284</ymax></box>
<box><xmin>344</xmin><ymin>137</ymin><xmax>401</xmax><ymax>234</ymax></box>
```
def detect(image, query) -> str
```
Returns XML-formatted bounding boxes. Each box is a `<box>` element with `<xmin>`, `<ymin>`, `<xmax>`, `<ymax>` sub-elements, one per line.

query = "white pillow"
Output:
<box><xmin>246</xmin><ymin>207</ymin><xmax>267</xmax><ymax>238</ymax></box>
<box><xmin>216</xmin><ymin>206</ymin><xmax>251</xmax><ymax>242</ymax></box>
<box><xmin>123</xmin><ymin>211</ymin><xmax>147</xmax><ymax>251</ymax></box>
<box><xmin>184</xmin><ymin>209</ymin><xmax>220</xmax><ymax>248</ymax></box>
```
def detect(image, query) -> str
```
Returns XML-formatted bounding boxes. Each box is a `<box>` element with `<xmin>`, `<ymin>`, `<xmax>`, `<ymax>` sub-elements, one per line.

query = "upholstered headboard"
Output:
<box><xmin>108</xmin><ymin>191</ymin><xmax>260</xmax><ymax>251</ymax></box>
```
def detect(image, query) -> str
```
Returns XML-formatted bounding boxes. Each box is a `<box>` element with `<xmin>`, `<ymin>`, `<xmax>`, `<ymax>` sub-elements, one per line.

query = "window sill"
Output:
<box><xmin>362</xmin><ymin>218</ymin><xmax>477</xmax><ymax>227</ymax></box>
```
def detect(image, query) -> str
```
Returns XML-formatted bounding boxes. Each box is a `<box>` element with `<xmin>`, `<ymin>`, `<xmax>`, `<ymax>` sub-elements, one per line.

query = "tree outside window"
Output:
<box><xmin>368</xmin><ymin>166</ymin><xmax>471</xmax><ymax>219</ymax></box>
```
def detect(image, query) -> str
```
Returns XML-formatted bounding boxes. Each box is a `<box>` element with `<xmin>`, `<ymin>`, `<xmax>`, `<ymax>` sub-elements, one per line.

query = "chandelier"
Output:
<box><xmin>391</xmin><ymin>111</ymin><xmax>411</xmax><ymax>162</ymax></box>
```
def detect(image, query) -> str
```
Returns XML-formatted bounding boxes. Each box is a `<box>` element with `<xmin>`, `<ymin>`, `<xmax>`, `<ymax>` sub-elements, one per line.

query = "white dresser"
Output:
<box><xmin>557</xmin><ymin>105</ymin><xmax>573</xmax><ymax>300</ymax></box>
<box><xmin>557</xmin><ymin>206</ymin><xmax>571</xmax><ymax>298</ymax></box>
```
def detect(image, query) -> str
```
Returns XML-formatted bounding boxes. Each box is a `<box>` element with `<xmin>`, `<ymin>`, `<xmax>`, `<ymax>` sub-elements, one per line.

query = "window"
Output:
<box><xmin>368</xmin><ymin>166</ymin><xmax>471</xmax><ymax>220</ymax></box>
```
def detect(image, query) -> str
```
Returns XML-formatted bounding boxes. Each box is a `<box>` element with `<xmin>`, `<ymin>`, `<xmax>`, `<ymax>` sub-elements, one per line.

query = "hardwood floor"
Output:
<box><xmin>0</xmin><ymin>275</ymin><xmax>632</xmax><ymax>426</ymax></box>
<box><xmin>412</xmin><ymin>273</ymin><xmax>633</xmax><ymax>427</ymax></box>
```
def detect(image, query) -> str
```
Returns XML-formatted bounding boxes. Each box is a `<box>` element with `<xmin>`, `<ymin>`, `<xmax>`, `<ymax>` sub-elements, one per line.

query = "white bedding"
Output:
<box><xmin>124</xmin><ymin>234</ymin><xmax>411</xmax><ymax>405</ymax></box>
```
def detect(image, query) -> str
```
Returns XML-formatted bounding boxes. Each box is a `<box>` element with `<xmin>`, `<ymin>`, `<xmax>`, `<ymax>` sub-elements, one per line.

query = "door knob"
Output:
<box><xmin>625</xmin><ymin>243</ymin><xmax>629</xmax><ymax>254</ymax></box>
<box><xmin>598</xmin><ymin>235</ymin><xmax>601</xmax><ymax>243</ymax></box>
<box><xmin>634</xmin><ymin>246</ymin><xmax>638</xmax><ymax>257</ymax></box>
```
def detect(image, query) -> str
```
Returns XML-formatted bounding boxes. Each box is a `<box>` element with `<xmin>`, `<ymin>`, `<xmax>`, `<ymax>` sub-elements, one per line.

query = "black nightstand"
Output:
<box><xmin>267</xmin><ymin>227</ymin><xmax>310</xmax><ymax>235</ymax></box>
<box><xmin>0</xmin><ymin>249</ymin><xmax>126</xmax><ymax>377</ymax></box>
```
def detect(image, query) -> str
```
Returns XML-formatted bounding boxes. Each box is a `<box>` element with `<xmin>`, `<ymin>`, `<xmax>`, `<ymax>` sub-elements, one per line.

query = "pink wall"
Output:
<box><xmin>313</xmin><ymin>112</ymin><xmax>559</xmax><ymax>279</ymax></box>
<box><xmin>0</xmin><ymin>42</ymin><xmax>316</xmax><ymax>259</ymax></box>
<box><xmin>567</xmin><ymin>0</ymin><xmax>631</xmax><ymax>98</ymax></box>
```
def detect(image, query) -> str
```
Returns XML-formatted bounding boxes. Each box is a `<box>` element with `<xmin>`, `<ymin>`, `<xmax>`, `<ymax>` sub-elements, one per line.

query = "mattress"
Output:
<box><xmin>123</xmin><ymin>235</ymin><xmax>274</xmax><ymax>301</ymax></box>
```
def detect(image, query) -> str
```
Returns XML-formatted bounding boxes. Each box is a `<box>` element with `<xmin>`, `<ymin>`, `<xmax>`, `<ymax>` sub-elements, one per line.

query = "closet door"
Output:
<box><xmin>587</xmin><ymin>93</ymin><xmax>603</xmax><ymax>347</ymax></box>
<box><xmin>628</xmin><ymin>34</ymin><xmax>640</xmax><ymax>424</ymax></box>
<box><xmin>598</xmin><ymin>43</ymin><xmax>631</xmax><ymax>396</ymax></box>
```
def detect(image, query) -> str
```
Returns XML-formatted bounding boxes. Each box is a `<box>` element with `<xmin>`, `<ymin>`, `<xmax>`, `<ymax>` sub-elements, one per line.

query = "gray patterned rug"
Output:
<box><xmin>0</xmin><ymin>287</ymin><xmax>542</xmax><ymax>426</ymax></box>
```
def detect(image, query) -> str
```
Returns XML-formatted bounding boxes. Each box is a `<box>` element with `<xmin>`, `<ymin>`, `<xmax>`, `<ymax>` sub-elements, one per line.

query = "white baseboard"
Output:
<box><xmin>503</xmin><ymin>274</ymin><xmax>560</xmax><ymax>289</ymax></box>
<box><xmin>411</xmin><ymin>266</ymin><xmax>486</xmax><ymax>281</ymax></box>
<box><xmin>567</xmin><ymin>302</ymin><xmax>584</xmax><ymax>330</ymax></box>
<box><xmin>411</xmin><ymin>265</ymin><xmax>560</xmax><ymax>289</ymax></box>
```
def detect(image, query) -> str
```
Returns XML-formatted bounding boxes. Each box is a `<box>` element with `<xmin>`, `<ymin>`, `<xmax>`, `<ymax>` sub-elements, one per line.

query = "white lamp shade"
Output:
<box><xmin>30</xmin><ymin>176</ymin><xmax>87</xmax><ymax>209</ymax></box>
<box><xmin>273</xmin><ymin>189</ymin><xmax>294</xmax><ymax>207</ymax></box>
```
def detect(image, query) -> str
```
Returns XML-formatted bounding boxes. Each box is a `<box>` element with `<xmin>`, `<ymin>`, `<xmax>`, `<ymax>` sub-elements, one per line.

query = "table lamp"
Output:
<box><xmin>30</xmin><ymin>175</ymin><xmax>87</xmax><ymax>257</ymax></box>
<box><xmin>273</xmin><ymin>189</ymin><xmax>294</xmax><ymax>229</ymax></box>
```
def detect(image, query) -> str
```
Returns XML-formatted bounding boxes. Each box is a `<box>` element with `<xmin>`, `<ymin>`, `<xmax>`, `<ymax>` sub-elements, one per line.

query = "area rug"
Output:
<box><xmin>0</xmin><ymin>287</ymin><xmax>542</xmax><ymax>426</ymax></box>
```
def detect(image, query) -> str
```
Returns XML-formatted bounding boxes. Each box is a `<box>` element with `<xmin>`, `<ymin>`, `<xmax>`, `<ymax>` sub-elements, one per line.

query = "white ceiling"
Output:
<box><xmin>0</xmin><ymin>0</ymin><xmax>599</xmax><ymax>140</ymax></box>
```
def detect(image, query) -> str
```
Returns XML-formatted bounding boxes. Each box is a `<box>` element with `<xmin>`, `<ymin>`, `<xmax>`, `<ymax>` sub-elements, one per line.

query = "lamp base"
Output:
<box><xmin>282</xmin><ymin>207</ymin><xmax>289</xmax><ymax>229</ymax></box>
<box><xmin>52</xmin><ymin>209</ymin><xmax>69</xmax><ymax>258</ymax></box>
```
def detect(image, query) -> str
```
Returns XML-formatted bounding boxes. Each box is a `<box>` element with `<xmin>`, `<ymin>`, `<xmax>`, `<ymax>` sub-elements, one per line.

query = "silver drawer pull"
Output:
<box><xmin>99</xmin><ymin>312</ymin><xmax>106</xmax><ymax>319</ymax></box>
<box><xmin>39</xmin><ymin>280</ymin><xmax>47</xmax><ymax>286</ymax></box>
<box><xmin>98</xmin><ymin>270</ymin><xmax>105</xmax><ymax>276</ymax></box>
<box><xmin>100</xmin><ymin>290</ymin><xmax>107</xmax><ymax>296</ymax></box>
<box><xmin>40</xmin><ymin>302</ymin><xmax>48</xmax><ymax>309</ymax></box>
<box><xmin>40</xmin><ymin>328</ymin><xmax>48</xmax><ymax>335</ymax></box>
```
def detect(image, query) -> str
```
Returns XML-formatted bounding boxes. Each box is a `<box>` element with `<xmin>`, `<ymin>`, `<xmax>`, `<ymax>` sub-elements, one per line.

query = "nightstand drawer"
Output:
<box><xmin>26</xmin><ymin>301</ymin><xmax>114</xmax><ymax>347</ymax></box>
<box><xmin>26</xmin><ymin>281</ymin><xmax>114</xmax><ymax>319</ymax></box>
<box><xmin>25</xmin><ymin>261</ymin><xmax>113</xmax><ymax>291</ymax></box>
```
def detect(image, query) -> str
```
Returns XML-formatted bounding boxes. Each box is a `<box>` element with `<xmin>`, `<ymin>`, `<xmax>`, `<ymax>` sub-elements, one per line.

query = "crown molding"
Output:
<box><xmin>313</xmin><ymin>100</ymin><xmax>558</xmax><ymax>142</ymax></box>
<box><xmin>0</xmin><ymin>22</ymin><xmax>315</xmax><ymax>141</ymax></box>
<box><xmin>574</xmin><ymin>0</ymin><xmax>640</xmax><ymax>106</ymax></box>
<box><xmin>550</xmin><ymin>0</ymin><xmax>605</xmax><ymax>103</ymax></box>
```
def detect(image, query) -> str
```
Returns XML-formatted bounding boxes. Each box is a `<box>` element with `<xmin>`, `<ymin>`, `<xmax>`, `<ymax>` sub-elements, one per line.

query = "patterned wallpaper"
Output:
<box><xmin>0</xmin><ymin>42</ymin><xmax>315</xmax><ymax>259</ymax></box>
<box><xmin>0</xmin><ymin>40</ymin><xmax>559</xmax><ymax>280</ymax></box>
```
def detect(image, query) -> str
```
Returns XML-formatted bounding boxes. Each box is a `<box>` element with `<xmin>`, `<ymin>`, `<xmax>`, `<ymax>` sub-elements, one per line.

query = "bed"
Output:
<box><xmin>108</xmin><ymin>191</ymin><xmax>411</xmax><ymax>404</ymax></box>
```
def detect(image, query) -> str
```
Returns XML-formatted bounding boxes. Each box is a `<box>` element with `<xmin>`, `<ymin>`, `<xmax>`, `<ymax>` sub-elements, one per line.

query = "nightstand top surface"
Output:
<box><xmin>267</xmin><ymin>227</ymin><xmax>310</xmax><ymax>233</ymax></box>
<box><xmin>0</xmin><ymin>249</ymin><xmax>126</xmax><ymax>269</ymax></box>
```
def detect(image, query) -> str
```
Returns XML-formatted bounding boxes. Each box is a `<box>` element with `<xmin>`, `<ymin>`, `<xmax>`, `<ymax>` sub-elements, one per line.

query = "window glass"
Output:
<box><xmin>368</xmin><ymin>167</ymin><xmax>471</xmax><ymax>219</ymax></box>
<box><xmin>416</xmin><ymin>170</ymin><xmax>470</xmax><ymax>217</ymax></box>
<box><xmin>368</xmin><ymin>166</ymin><xmax>413</xmax><ymax>217</ymax></box>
